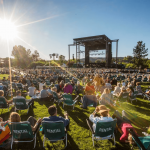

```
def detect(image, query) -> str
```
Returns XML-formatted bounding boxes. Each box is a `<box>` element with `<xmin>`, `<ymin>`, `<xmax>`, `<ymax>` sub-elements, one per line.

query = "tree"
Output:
<box><xmin>126</xmin><ymin>56</ymin><xmax>133</xmax><ymax>63</ymax></box>
<box><xmin>111</xmin><ymin>58</ymin><xmax>116</xmax><ymax>63</ymax></box>
<box><xmin>12</xmin><ymin>45</ymin><xmax>32</xmax><ymax>68</ymax></box>
<box><xmin>59</xmin><ymin>55</ymin><xmax>65</xmax><ymax>65</ymax></box>
<box><xmin>26</xmin><ymin>49</ymin><xmax>31</xmax><ymax>57</ymax></box>
<box><xmin>95</xmin><ymin>59</ymin><xmax>101</xmax><ymax>63</ymax></box>
<box><xmin>133</xmin><ymin>41</ymin><xmax>148</xmax><ymax>68</ymax></box>
<box><xmin>32</xmin><ymin>50</ymin><xmax>40</xmax><ymax>61</ymax></box>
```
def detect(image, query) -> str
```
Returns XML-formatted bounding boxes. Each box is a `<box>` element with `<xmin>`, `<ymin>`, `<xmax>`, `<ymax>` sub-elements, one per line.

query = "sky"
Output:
<box><xmin>0</xmin><ymin>0</ymin><xmax>150</xmax><ymax>60</ymax></box>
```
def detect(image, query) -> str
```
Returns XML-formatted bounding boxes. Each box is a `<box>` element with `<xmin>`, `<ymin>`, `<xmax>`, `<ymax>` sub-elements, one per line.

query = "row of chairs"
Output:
<box><xmin>0</xmin><ymin>97</ymin><xmax>33</xmax><ymax>114</ymax></box>
<box><xmin>6</xmin><ymin>118</ymin><xmax>117</xmax><ymax>149</ymax></box>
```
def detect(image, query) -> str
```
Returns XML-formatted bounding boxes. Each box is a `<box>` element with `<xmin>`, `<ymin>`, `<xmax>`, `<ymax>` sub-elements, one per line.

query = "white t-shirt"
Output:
<box><xmin>89</xmin><ymin>114</ymin><xmax>114</xmax><ymax>131</ymax></box>
<box><xmin>39</xmin><ymin>83</ymin><xmax>44</xmax><ymax>91</ymax></box>
<box><xmin>28</xmin><ymin>87</ymin><xmax>36</xmax><ymax>96</ymax></box>
<box><xmin>105</xmin><ymin>83</ymin><xmax>112</xmax><ymax>89</ymax></box>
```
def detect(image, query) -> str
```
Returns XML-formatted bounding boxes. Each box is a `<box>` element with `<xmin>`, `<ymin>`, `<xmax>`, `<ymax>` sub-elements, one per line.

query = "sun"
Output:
<box><xmin>0</xmin><ymin>18</ymin><xmax>18</xmax><ymax>40</ymax></box>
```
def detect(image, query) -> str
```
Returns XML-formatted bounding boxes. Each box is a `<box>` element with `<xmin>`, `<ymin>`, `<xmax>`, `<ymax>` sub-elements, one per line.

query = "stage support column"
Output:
<box><xmin>68</xmin><ymin>45</ymin><xmax>70</xmax><ymax>63</ymax></box>
<box><xmin>106</xmin><ymin>38</ymin><xmax>108</xmax><ymax>68</ymax></box>
<box><xmin>76</xmin><ymin>43</ymin><xmax>77</xmax><ymax>64</ymax></box>
<box><xmin>116</xmin><ymin>40</ymin><xmax>118</xmax><ymax>68</ymax></box>
<box><xmin>78</xmin><ymin>44</ymin><xmax>80</xmax><ymax>64</ymax></box>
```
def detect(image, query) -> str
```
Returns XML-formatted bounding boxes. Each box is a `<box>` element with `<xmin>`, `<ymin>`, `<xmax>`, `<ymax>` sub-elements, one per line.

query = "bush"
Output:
<box><xmin>125</xmin><ymin>63</ymin><xmax>137</xmax><ymax>69</ymax></box>
<box><xmin>28</xmin><ymin>61</ymin><xmax>45</xmax><ymax>69</ymax></box>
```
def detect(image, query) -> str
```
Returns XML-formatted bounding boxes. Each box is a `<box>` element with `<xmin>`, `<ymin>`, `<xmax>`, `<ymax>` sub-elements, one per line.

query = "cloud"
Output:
<box><xmin>0</xmin><ymin>0</ymin><xmax>3</xmax><ymax>4</ymax></box>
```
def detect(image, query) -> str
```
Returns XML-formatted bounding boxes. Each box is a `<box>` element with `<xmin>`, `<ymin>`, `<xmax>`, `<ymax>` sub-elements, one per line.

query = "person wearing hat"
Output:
<box><xmin>89</xmin><ymin>105</ymin><xmax>113</xmax><ymax>131</ymax></box>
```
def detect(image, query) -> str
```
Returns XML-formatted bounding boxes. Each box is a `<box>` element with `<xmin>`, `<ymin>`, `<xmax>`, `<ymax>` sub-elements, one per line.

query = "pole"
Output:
<box><xmin>106</xmin><ymin>38</ymin><xmax>108</xmax><ymax>68</ymax></box>
<box><xmin>116</xmin><ymin>40</ymin><xmax>118</xmax><ymax>68</ymax></box>
<box><xmin>76</xmin><ymin>43</ymin><xmax>77</xmax><ymax>64</ymax></box>
<box><xmin>68</xmin><ymin>45</ymin><xmax>70</xmax><ymax>63</ymax></box>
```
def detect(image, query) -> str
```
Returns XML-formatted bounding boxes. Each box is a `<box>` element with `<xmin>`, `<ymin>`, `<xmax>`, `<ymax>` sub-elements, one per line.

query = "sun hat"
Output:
<box><xmin>96</xmin><ymin>105</ymin><xmax>110</xmax><ymax>114</ymax></box>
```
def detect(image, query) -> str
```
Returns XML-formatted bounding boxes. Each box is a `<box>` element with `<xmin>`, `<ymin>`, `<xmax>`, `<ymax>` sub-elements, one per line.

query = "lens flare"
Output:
<box><xmin>0</xmin><ymin>18</ymin><xmax>18</xmax><ymax>40</ymax></box>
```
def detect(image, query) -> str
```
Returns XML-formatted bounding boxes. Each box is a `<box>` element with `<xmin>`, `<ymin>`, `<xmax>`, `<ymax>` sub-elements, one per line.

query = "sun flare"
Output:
<box><xmin>0</xmin><ymin>18</ymin><xmax>18</xmax><ymax>40</ymax></box>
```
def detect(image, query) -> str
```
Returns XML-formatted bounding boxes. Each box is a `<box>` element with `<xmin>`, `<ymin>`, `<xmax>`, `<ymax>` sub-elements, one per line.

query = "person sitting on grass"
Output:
<box><xmin>40</xmin><ymin>85</ymin><xmax>52</xmax><ymax>101</ymax></box>
<box><xmin>0</xmin><ymin>112</ymin><xmax>42</xmax><ymax>132</ymax></box>
<box><xmin>100</xmin><ymin>88</ymin><xmax>113</xmax><ymax>105</ymax></box>
<box><xmin>43</xmin><ymin>105</ymin><xmax>70</xmax><ymax>129</ymax></box>
<box><xmin>13</xmin><ymin>90</ymin><xmax>33</xmax><ymax>104</ymax></box>
<box><xmin>136</xmin><ymin>82</ymin><xmax>142</xmax><ymax>93</ymax></box>
<box><xmin>80</xmin><ymin>91</ymin><xmax>97</xmax><ymax>109</ymax></box>
<box><xmin>112</xmin><ymin>110</ymin><xmax>138</xmax><ymax>144</ymax></box>
<box><xmin>63</xmin><ymin>82</ymin><xmax>73</xmax><ymax>94</ymax></box>
<box><xmin>85</xmin><ymin>82</ymin><xmax>95</xmax><ymax>95</ymax></box>
<box><xmin>52</xmin><ymin>87</ymin><xmax>62</xmax><ymax>99</ymax></box>
<box><xmin>75</xmin><ymin>81</ymin><xmax>84</xmax><ymax>95</ymax></box>
<box><xmin>0</xmin><ymin>90</ymin><xmax>13</xmax><ymax>104</ymax></box>
<box><xmin>89</xmin><ymin>105</ymin><xmax>113</xmax><ymax>131</ymax></box>
<box><xmin>113</xmin><ymin>83</ymin><xmax>121</xmax><ymax>96</ymax></box>
<box><xmin>126</xmin><ymin>87</ymin><xmax>134</xmax><ymax>98</ymax></box>
<box><xmin>118</xmin><ymin>86</ymin><xmax>128</xmax><ymax>98</ymax></box>
<box><xmin>28</xmin><ymin>84</ymin><xmax>36</xmax><ymax>97</ymax></box>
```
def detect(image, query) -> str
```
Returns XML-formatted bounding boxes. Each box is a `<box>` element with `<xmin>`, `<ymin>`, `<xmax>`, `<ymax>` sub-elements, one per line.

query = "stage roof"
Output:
<box><xmin>73</xmin><ymin>35</ymin><xmax>111</xmax><ymax>46</ymax></box>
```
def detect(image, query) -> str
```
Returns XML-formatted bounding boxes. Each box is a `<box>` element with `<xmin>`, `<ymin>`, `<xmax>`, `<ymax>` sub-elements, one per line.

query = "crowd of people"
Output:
<box><xmin>0</xmin><ymin>67</ymin><xmax>150</xmax><ymax>149</ymax></box>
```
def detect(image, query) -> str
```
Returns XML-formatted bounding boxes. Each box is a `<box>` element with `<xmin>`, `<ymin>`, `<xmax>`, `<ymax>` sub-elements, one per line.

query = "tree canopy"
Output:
<box><xmin>133</xmin><ymin>41</ymin><xmax>148</xmax><ymax>68</ymax></box>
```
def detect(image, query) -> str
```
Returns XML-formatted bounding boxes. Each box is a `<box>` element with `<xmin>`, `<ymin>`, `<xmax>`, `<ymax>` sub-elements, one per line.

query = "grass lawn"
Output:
<box><xmin>0</xmin><ymin>74</ymin><xmax>9</xmax><ymax>80</ymax></box>
<box><xmin>1</xmin><ymin>74</ymin><xmax>150</xmax><ymax>149</ymax></box>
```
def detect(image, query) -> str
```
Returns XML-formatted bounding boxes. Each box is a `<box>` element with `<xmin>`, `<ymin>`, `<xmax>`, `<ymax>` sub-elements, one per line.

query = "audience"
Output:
<box><xmin>28</xmin><ymin>84</ymin><xmax>36</xmax><ymax>97</ymax></box>
<box><xmin>64</xmin><ymin>82</ymin><xmax>73</xmax><ymax>94</ymax></box>
<box><xmin>136</xmin><ymin>82</ymin><xmax>142</xmax><ymax>93</ymax></box>
<box><xmin>113</xmin><ymin>83</ymin><xmax>121</xmax><ymax>96</ymax></box>
<box><xmin>89</xmin><ymin>105</ymin><xmax>113</xmax><ymax>131</ymax></box>
<box><xmin>85</xmin><ymin>82</ymin><xmax>95</xmax><ymax>95</ymax></box>
<box><xmin>40</xmin><ymin>86</ymin><xmax>52</xmax><ymax>100</ymax></box>
<box><xmin>0</xmin><ymin>90</ymin><xmax>13</xmax><ymax>104</ymax></box>
<box><xmin>43</xmin><ymin>105</ymin><xmax>70</xmax><ymax>129</ymax></box>
<box><xmin>100</xmin><ymin>88</ymin><xmax>113</xmax><ymax>105</ymax></box>
<box><xmin>80</xmin><ymin>91</ymin><xmax>97</xmax><ymax>109</ymax></box>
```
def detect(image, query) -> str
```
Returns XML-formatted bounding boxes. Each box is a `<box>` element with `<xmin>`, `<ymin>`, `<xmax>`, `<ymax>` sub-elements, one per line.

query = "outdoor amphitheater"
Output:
<box><xmin>0</xmin><ymin>1</ymin><xmax>150</xmax><ymax>150</ymax></box>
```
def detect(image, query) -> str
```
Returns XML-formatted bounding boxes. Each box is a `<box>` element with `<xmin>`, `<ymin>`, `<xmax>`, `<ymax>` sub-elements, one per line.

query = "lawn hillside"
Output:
<box><xmin>1</xmin><ymin>74</ymin><xmax>150</xmax><ymax>150</ymax></box>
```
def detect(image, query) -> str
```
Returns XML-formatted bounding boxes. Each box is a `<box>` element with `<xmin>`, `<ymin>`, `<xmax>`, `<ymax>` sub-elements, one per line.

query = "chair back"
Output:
<box><xmin>95</xmin><ymin>119</ymin><xmax>117</xmax><ymax>137</ymax></box>
<box><xmin>16</xmin><ymin>83</ymin><xmax>22</xmax><ymax>88</ymax></box>
<box><xmin>52</xmin><ymin>92</ymin><xmax>59</xmax><ymax>100</ymax></box>
<box><xmin>131</xmin><ymin>91</ymin><xmax>138</xmax><ymax>99</ymax></box>
<box><xmin>119</xmin><ymin>92</ymin><xmax>129</xmax><ymax>101</ymax></box>
<box><xmin>42</xmin><ymin>121</ymin><xmax>65</xmax><ymax>140</ymax></box>
<box><xmin>62</xmin><ymin>94</ymin><xmax>73</xmax><ymax>104</ymax></box>
<box><xmin>32</xmin><ymin>80</ymin><xmax>37</xmax><ymax>86</ymax></box>
<box><xmin>13</xmin><ymin>98</ymin><xmax>27</xmax><ymax>109</ymax></box>
<box><xmin>9</xmin><ymin>121</ymin><xmax>34</xmax><ymax>140</ymax></box>
<box><xmin>129</xmin><ymin>129</ymin><xmax>146</xmax><ymax>150</ymax></box>
<box><xmin>12</xmin><ymin>82</ymin><xmax>16</xmax><ymax>89</ymax></box>
<box><xmin>45</xmin><ymin>80</ymin><xmax>50</xmax><ymax>85</ymax></box>
<box><xmin>0</xmin><ymin>97</ymin><xmax>7</xmax><ymax>108</ymax></box>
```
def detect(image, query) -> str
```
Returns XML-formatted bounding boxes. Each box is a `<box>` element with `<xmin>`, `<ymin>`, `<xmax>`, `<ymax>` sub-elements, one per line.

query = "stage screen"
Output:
<box><xmin>89</xmin><ymin>50</ymin><xmax>106</xmax><ymax>63</ymax></box>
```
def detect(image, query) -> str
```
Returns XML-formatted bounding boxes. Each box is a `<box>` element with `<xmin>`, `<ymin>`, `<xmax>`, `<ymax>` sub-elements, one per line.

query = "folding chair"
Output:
<box><xmin>32</xmin><ymin>80</ymin><xmax>38</xmax><ymax>88</ymax></box>
<box><xmin>129</xmin><ymin>129</ymin><xmax>150</xmax><ymax>150</ymax></box>
<box><xmin>16</xmin><ymin>83</ymin><xmax>24</xmax><ymax>91</ymax></box>
<box><xmin>13</xmin><ymin>98</ymin><xmax>32</xmax><ymax>114</ymax></box>
<box><xmin>143</xmin><ymin>78</ymin><xmax>148</xmax><ymax>82</ymax></box>
<box><xmin>42</xmin><ymin>121</ymin><xmax>67</xmax><ymax>148</ymax></box>
<box><xmin>45</xmin><ymin>80</ymin><xmax>51</xmax><ymax>86</ymax></box>
<box><xmin>52</xmin><ymin>92</ymin><xmax>62</xmax><ymax>105</ymax></box>
<box><xmin>129</xmin><ymin>91</ymin><xmax>138</xmax><ymax>104</ymax></box>
<box><xmin>65</xmin><ymin>78</ymin><xmax>70</xmax><ymax>83</ymax></box>
<box><xmin>86</xmin><ymin>119</ymin><xmax>117</xmax><ymax>146</ymax></box>
<box><xmin>8</xmin><ymin>121</ymin><xmax>37</xmax><ymax>149</ymax></box>
<box><xmin>11</xmin><ymin>82</ymin><xmax>17</xmax><ymax>92</ymax></box>
<box><xmin>62</xmin><ymin>94</ymin><xmax>79</xmax><ymax>109</ymax></box>
<box><xmin>118</xmin><ymin>92</ymin><xmax>129</xmax><ymax>102</ymax></box>
<box><xmin>0</xmin><ymin>97</ymin><xmax>10</xmax><ymax>112</ymax></box>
